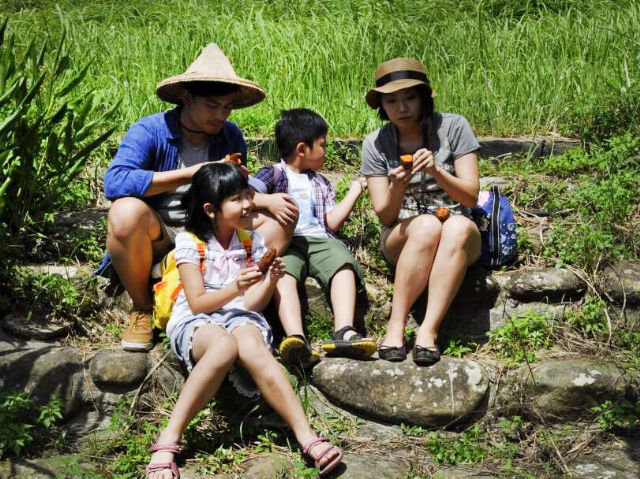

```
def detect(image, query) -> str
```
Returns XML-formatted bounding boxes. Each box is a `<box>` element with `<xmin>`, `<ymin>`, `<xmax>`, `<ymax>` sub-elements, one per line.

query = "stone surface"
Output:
<box><xmin>8</xmin><ymin>455</ymin><xmax>102</xmax><ymax>478</ymax></box>
<box><xmin>433</xmin><ymin>466</ymin><xmax>500</xmax><ymax>478</ymax></box>
<box><xmin>89</xmin><ymin>349</ymin><xmax>148</xmax><ymax>389</ymax></box>
<box><xmin>0</xmin><ymin>340</ymin><xmax>84</xmax><ymax>420</ymax></box>
<box><xmin>501</xmin><ymin>359</ymin><xmax>630</xmax><ymax>420</ymax></box>
<box><xmin>569</xmin><ymin>437</ymin><xmax>640</xmax><ymax>478</ymax></box>
<box><xmin>1</xmin><ymin>312</ymin><xmax>71</xmax><ymax>340</ymax></box>
<box><xmin>479</xmin><ymin>176</ymin><xmax>510</xmax><ymax>189</ymax></box>
<box><xmin>312</xmin><ymin>357</ymin><xmax>489</xmax><ymax>427</ymax></box>
<box><xmin>601</xmin><ymin>260</ymin><xmax>640</xmax><ymax>305</ymax></box>
<box><xmin>452</xmin><ymin>267</ymin><xmax>501</xmax><ymax>306</ymax></box>
<box><xmin>338</xmin><ymin>452</ymin><xmax>411</xmax><ymax>478</ymax></box>
<box><xmin>504</xmin><ymin>268</ymin><xmax>586</xmax><ymax>301</ymax></box>
<box><xmin>241</xmin><ymin>454</ymin><xmax>292</xmax><ymax>478</ymax></box>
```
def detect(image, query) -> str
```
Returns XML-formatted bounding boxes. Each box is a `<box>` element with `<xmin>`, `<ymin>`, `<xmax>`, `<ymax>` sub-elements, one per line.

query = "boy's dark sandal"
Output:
<box><xmin>412</xmin><ymin>345</ymin><xmax>441</xmax><ymax>366</ymax></box>
<box><xmin>279</xmin><ymin>335</ymin><xmax>319</xmax><ymax>367</ymax></box>
<box><xmin>377</xmin><ymin>344</ymin><xmax>407</xmax><ymax>362</ymax></box>
<box><xmin>322</xmin><ymin>326</ymin><xmax>377</xmax><ymax>359</ymax></box>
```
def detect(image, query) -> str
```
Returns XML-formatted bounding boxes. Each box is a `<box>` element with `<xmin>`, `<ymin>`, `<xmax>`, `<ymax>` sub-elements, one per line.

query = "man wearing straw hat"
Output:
<box><xmin>100</xmin><ymin>44</ymin><xmax>298</xmax><ymax>351</ymax></box>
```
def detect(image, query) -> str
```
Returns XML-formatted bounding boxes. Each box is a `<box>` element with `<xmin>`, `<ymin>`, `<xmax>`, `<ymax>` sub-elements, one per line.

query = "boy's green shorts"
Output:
<box><xmin>282</xmin><ymin>236</ymin><xmax>366</xmax><ymax>295</ymax></box>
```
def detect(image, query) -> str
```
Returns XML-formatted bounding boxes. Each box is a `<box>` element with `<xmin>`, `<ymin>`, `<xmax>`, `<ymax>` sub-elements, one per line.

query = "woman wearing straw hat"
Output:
<box><xmin>361</xmin><ymin>57</ymin><xmax>481</xmax><ymax>366</ymax></box>
<box><xmin>101</xmin><ymin>44</ymin><xmax>297</xmax><ymax>352</ymax></box>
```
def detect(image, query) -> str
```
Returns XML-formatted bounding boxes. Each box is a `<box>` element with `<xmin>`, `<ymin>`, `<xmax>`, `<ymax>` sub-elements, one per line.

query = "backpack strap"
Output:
<box><xmin>236</xmin><ymin>228</ymin><xmax>253</xmax><ymax>265</ymax></box>
<box><xmin>170</xmin><ymin>233</ymin><xmax>208</xmax><ymax>301</ymax></box>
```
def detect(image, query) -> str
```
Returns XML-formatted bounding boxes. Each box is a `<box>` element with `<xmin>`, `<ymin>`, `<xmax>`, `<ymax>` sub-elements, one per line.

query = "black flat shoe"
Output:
<box><xmin>412</xmin><ymin>345</ymin><xmax>441</xmax><ymax>366</ymax></box>
<box><xmin>378</xmin><ymin>344</ymin><xmax>407</xmax><ymax>362</ymax></box>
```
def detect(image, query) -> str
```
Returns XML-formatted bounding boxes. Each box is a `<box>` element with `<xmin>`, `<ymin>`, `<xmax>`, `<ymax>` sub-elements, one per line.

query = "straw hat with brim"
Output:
<box><xmin>365</xmin><ymin>57</ymin><xmax>436</xmax><ymax>109</ymax></box>
<box><xmin>156</xmin><ymin>44</ymin><xmax>266</xmax><ymax>108</ymax></box>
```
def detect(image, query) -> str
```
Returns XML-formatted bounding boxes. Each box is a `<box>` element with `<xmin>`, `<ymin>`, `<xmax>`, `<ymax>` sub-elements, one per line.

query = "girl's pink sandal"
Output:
<box><xmin>146</xmin><ymin>443</ymin><xmax>181</xmax><ymax>479</ymax></box>
<box><xmin>302</xmin><ymin>436</ymin><xmax>343</xmax><ymax>477</ymax></box>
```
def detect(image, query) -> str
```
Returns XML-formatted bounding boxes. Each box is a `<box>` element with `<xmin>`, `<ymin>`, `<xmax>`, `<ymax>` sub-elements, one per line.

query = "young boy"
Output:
<box><xmin>249</xmin><ymin>108</ymin><xmax>376</xmax><ymax>364</ymax></box>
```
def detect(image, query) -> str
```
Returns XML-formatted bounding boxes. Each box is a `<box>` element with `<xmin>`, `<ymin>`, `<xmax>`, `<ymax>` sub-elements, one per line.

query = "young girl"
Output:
<box><xmin>146</xmin><ymin>163</ymin><xmax>342</xmax><ymax>479</ymax></box>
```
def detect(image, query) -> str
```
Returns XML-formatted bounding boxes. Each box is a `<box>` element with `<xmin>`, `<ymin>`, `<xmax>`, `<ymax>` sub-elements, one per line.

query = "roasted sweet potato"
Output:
<box><xmin>435</xmin><ymin>207</ymin><xmax>450</xmax><ymax>222</ymax></box>
<box><xmin>224</xmin><ymin>152</ymin><xmax>242</xmax><ymax>166</ymax></box>
<box><xmin>399</xmin><ymin>154</ymin><xmax>413</xmax><ymax>170</ymax></box>
<box><xmin>257</xmin><ymin>247</ymin><xmax>277</xmax><ymax>274</ymax></box>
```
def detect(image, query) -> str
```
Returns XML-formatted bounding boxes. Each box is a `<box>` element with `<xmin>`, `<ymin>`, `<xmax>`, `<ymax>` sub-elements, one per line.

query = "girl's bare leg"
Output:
<box><xmin>415</xmin><ymin>216</ymin><xmax>481</xmax><ymax>349</ymax></box>
<box><xmin>147</xmin><ymin>324</ymin><xmax>238</xmax><ymax>479</ymax></box>
<box><xmin>232</xmin><ymin>325</ymin><xmax>339</xmax><ymax>467</ymax></box>
<box><xmin>381</xmin><ymin>215</ymin><xmax>442</xmax><ymax>347</ymax></box>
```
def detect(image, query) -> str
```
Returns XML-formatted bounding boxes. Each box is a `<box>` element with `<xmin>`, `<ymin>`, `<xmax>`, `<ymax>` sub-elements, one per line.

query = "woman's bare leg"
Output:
<box><xmin>415</xmin><ymin>216</ymin><xmax>481</xmax><ymax>349</ymax></box>
<box><xmin>381</xmin><ymin>215</ymin><xmax>442</xmax><ymax>348</ymax></box>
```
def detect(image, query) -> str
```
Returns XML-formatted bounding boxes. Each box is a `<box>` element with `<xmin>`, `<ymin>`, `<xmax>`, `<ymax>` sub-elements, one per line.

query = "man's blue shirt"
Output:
<box><xmin>104</xmin><ymin>106</ymin><xmax>247</xmax><ymax>208</ymax></box>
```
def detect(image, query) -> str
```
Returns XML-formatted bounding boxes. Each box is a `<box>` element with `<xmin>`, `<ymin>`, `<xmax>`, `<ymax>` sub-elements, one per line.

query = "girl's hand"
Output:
<box><xmin>236</xmin><ymin>266</ymin><xmax>262</xmax><ymax>292</ymax></box>
<box><xmin>389</xmin><ymin>165</ymin><xmax>413</xmax><ymax>189</ymax></box>
<box><xmin>412</xmin><ymin>148</ymin><xmax>438</xmax><ymax>176</ymax></box>
<box><xmin>269</xmin><ymin>257</ymin><xmax>286</xmax><ymax>280</ymax></box>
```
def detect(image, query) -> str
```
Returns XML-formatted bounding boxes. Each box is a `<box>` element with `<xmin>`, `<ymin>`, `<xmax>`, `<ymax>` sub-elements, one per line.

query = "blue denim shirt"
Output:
<box><xmin>96</xmin><ymin>107</ymin><xmax>247</xmax><ymax>279</ymax></box>
<box><xmin>104</xmin><ymin>106</ymin><xmax>247</xmax><ymax>208</ymax></box>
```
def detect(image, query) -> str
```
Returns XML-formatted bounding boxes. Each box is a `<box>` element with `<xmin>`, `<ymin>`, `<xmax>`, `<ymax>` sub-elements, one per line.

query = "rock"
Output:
<box><xmin>0</xmin><ymin>341</ymin><xmax>84</xmax><ymax>420</ymax></box>
<box><xmin>312</xmin><ymin>357</ymin><xmax>489</xmax><ymax>428</ymax></box>
<box><xmin>434</xmin><ymin>466</ymin><xmax>500</xmax><ymax>478</ymax></box>
<box><xmin>601</xmin><ymin>260</ymin><xmax>640</xmax><ymax>305</ymax></box>
<box><xmin>8</xmin><ymin>455</ymin><xmax>101</xmax><ymax>478</ymax></box>
<box><xmin>241</xmin><ymin>454</ymin><xmax>292</xmax><ymax>478</ymax></box>
<box><xmin>478</xmin><ymin>136</ymin><xmax>578</xmax><ymax>159</ymax></box>
<box><xmin>338</xmin><ymin>452</ymin><xmax>411</xmax><ymax>478</ymax></box>
<box><xmin>305</xmin><ymin>277</ymin><xmax>331</xmax><ymax>319</ymax></box>
<box><xmin>569</xmin><ymin>437</ymin><xmax>640</xmax><ymax>478</ymax></box>
<box><xmin>437</xmin><ymin>300</ymin><xmax>568</xmax><ymax>342</ymax></box>
<box><xmin>522</xmin><ymin>223</ymin><xmax>553</xmax><ymax>254</ymax></box>
<box><xmin>452</xmin><ymin>268</ymin><xmax>500</xmax><ymax>306</ymax></box>
<box><xmin>501</xmin><ymin>359</ymin><xmax>630</xmax><ymax>420</ymax></box>
<box><xmin>479</xmin><ymin>176</ymin><xmax>510</xmax><ymax>189</ymax></box>
<box><xmin>504</xmin><ymin>268</ymin><xmax>586</xmax><ymax>301</ymax></box>
<box><xmin>2</xmin><ymin>312</ymin><xmax>71</xmax><ymax>340</ymax></box>
<box><xmin>89</xmin><ymin>349</ymin><xmax>148</xmax><ymax>389</ymax></box>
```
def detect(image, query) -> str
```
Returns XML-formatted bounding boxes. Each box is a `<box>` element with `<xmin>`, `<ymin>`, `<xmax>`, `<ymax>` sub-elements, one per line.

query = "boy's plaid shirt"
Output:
<box><xmin>249</xmin><ymin>160</ymin><xmax>337</xmax><ymax>238</ymax></box>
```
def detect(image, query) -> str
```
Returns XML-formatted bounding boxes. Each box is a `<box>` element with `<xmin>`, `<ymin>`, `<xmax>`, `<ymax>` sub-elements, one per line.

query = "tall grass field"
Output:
<box><xmin>3</xmin><ymin>0</ymin><xmax>640</xmax><ymax>138</ymax></box>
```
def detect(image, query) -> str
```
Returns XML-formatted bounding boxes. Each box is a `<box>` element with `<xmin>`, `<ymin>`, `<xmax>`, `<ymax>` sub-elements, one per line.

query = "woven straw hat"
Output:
<box><xmin>365</xmin><ymin>57</ymin><xmax>436</xmax><ymax>109</ymax></box>
<box><xmin>156</xmin><ymin>44</ymin><xmax>266</xmax><ymax>108</ymax></box>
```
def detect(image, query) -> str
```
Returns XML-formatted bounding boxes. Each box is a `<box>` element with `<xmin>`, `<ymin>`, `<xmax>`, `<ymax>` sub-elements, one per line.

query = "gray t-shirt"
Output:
<box><xmin>360</xmin><ymin>112</ymin><xmax>480</xmax><ymax>220</ymax></box>
<box><xmin>156</xmin><ymin>140</ymin><xmax>209</xmax><ymax>225</ymax></box>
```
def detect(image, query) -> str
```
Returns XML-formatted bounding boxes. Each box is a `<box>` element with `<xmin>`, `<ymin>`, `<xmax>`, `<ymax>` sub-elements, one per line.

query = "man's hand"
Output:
<box><xmin>266</xmin><ymin>193</ymin><xmax>299</xmax><ymax>225</ymax></box>
<box><xmin>186</xmin><ymin>161</ymin><xmax>216</xmax><ymax>178</ymax></box>
<box><xmin>235</xmin><ymin>266</ymin><xmax>263</xmax><ymax>292</ymax></box>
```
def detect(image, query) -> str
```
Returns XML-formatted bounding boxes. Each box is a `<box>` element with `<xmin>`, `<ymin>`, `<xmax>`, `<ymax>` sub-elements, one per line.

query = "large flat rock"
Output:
<box><xmin>312</xmin><ymin>357</ymin><xmax>489</xmax><ymax>428</ymax></box>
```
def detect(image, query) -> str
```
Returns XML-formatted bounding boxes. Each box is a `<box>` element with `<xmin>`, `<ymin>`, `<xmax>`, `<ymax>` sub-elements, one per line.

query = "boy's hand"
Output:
<box><xmin>235</xmin><ymin>266</ymin><xmax>262</xmax><ymax>292</ymax></box>
<box><xmin>350</xmin><ymin>177</ymin><xmax>367</xmax><ymax>195</ymax></box>
<box><xmin>268</xmin><ymin>257</ymin><xmax>286</xmax><ymax>280</ymax></box>
<box><xmin>267</xmin><ymin>193</ymin><xmax>299</xmax><ymax>225</ymax></box>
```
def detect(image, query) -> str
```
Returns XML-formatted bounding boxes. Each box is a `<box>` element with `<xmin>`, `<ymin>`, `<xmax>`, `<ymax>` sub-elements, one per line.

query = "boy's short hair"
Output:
<box><xmin>184</xmin><ymin>81</ymin><xmax>240</xmax><ymax>99</ymax></box>
<box><xmin>275</xmin><ymin>108</ymin><xmax>328</xmax><ymax>159</ymax></box>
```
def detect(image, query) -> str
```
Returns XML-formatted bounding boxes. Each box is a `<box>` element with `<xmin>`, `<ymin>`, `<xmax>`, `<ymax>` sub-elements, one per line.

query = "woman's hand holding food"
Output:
<box><xmin>411</xmin><ymin>148</ymin><xmax>438</xmax><ymax>176</ymax></box>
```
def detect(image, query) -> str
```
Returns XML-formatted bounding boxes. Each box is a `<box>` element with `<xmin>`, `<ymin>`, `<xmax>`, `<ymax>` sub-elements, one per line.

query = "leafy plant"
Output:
<box><xmin>426</xmin><ymin>425</ymin><xmax>487</xmax><ymax>465</ymax></box>
<box><xmin>0</xmin><ymin>392</ymin><xmax>63</xmax><ymax>458</ymax></box>
<box><xmin>0</xmin><ymin>17</ymin><xmax>118</xmax><ymax>254</ymax></box>
<box><xmin>591</xmin><ymin>399</ymin><xmax>640</xmax><ymax>431</ymax></box>
<box><xmin>488</xmin><ymin>311</ymin><xmax>554</xmax><ymax>364</ymax></box>
<box><xmin>443</xmin><ymin>338</ymin><xmax>478</xmax><ymax>358</ymax></box>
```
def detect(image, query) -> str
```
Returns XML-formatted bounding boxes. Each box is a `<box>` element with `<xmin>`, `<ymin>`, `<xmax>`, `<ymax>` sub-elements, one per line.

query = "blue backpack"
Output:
<box><xmin>471</xmin><ymin>185</ymin><xmax>517</xmax><ymax>269</ymax></box>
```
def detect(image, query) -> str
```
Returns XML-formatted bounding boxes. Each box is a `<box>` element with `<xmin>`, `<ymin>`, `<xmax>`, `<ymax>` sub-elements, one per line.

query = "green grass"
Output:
<box><xmin>3</xmin><ymin>0</ymin><xmax>640</xmax><ymax>139</ymax></box>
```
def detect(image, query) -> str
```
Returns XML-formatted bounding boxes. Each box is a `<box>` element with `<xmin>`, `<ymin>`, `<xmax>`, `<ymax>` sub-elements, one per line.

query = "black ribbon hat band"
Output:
<box><xmin>376</xmin><ymin>70</ymin><xmax>429</xmax><ymax>87</ymax></box>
